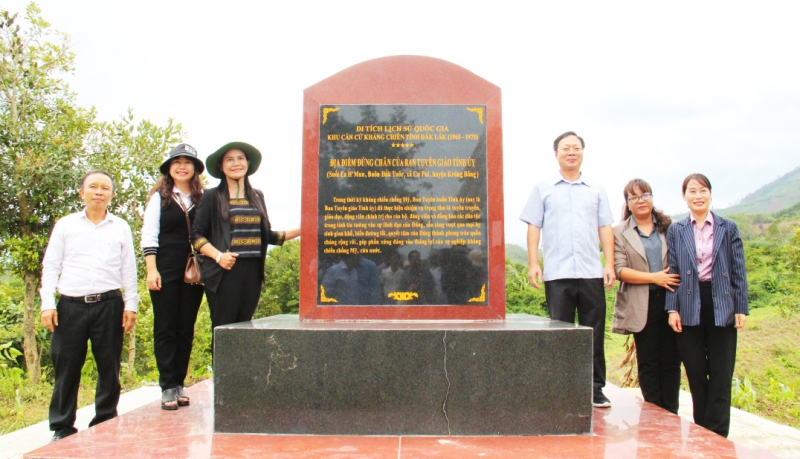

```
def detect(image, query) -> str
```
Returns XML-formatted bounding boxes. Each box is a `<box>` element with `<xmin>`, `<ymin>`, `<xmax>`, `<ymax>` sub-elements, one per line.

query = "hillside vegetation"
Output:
<box><xmin>720</xmin><ymin>166</ymin><xmax>800</xmax><ymax>216</ymax></box>
<box><xmin>676</xmin><ymin>166</ymin><xmax>800</xmax><ymax>221</ymax></box>
<box><xmin>505</xmin><ymin>243</ymin><xmax>529</xmax><ymax>266</ymax></box>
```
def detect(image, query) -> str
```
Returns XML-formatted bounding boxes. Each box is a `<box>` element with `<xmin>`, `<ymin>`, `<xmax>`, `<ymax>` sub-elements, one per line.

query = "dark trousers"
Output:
<box><xmin>676</xmin><ymin>282</ymin><xmax>737</xmax><ymax>437</ymax></box>
<box><xmin>633</xmin><ymin>289</ymin><xmax>681</xmax><ymax>414</ymax></box>
<box><xmin>545</xmin><ymin>278</ymin><xmax>606</xmax><ymax>392</ymax></box>
<box><xmin>150</xmin><ymin>280</ymin><xmax>204</xmax><ymax>390</ymax></box>
<box><xmin>49</xmin><ymin>296</ymin><xmax>124</xmax><ymax>437</ymax></box>
<box><xmin>206</xmin><ymin>257</ymin><xmax>262</xmax><ymax>330</ymax></box>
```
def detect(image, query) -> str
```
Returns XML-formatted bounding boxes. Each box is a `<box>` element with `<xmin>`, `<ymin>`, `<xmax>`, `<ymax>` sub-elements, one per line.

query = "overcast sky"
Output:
<box><xmin>6</xmin><ymin>1</ymin><xmax>800</xmax><ymax>247</ymax></box>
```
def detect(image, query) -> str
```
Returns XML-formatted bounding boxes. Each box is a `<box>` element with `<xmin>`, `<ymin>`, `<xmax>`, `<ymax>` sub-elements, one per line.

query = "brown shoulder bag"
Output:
<box><xmin>176</xmin><ymin>194</ymin><xmax>203</xmax><ymax>285</ymax></box>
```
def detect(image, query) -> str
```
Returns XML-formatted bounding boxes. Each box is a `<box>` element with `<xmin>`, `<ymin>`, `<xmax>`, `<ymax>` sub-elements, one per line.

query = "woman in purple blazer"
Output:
<box><xmin>665</xmin><ymin>173</ymin><xmax>749</xmax><ymax>438</ymax></box>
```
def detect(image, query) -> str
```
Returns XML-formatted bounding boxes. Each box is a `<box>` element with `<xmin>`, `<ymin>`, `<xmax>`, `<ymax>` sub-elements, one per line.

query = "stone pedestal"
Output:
<box><xmin>213</xmin><ymin>314</ymin><xmax>593</xmax><ymax>436</ymax></box>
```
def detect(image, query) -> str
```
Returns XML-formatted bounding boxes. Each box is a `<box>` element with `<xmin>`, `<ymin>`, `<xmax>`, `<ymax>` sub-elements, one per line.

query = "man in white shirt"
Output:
<box><xmin>40</xmin><ymin>170</ymin><xmax>139</xmax><ymax>442</ymax></box>
<box><xmin>520</xmin><ymin>132</ymin><xmax>616</xmax><ymax>408</ymax></box>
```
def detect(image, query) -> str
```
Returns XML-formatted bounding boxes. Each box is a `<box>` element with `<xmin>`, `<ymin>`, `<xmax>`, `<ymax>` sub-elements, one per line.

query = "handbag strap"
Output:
<box><xmin>173</xmin><ymin>193</ymin><xmax>196</xmax><ymax>254</ymax></box>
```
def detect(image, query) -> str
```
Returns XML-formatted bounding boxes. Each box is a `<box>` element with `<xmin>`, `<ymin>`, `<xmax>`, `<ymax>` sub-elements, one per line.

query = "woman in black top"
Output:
<box><xmin>191</xmin><ymin>142</ymin><xmax>299</xmax><ymax>333</ymax></box>
<box><xmin>141</xmin><ymin>144</ymin><xmax>205</xmax><ymax>410</ymax></box>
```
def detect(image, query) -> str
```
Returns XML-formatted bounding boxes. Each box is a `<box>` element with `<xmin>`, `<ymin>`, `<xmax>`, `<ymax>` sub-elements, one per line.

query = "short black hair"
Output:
<box><xmin>80</xmin><ymin>169</ymin><xmax>116</xmax><ymax>193</ymax></box>
<box><xmin>682</xmin><ymin>173</ymin><xmax>712</xmax><ymax>195</ymax></box>
<box><xmin>553</xmin><ymin>131</ymin><xmax>585</xmax><ymax>152</ymax></box>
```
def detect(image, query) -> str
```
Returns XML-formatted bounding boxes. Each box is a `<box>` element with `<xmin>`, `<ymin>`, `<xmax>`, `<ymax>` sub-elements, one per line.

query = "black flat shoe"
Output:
<box><xmin>176</xmin><ymin>385</ymin><xmax>190</xmax><ymax>406</ymax></box>
<box><xmin>51</xmin><ymin>431</ymin><xmax>75</xmax><ymax>443</ymax></box>
<box><xmin>161</xmin><ymin>388</ymin><xmax>178</xmax><ymax>410</ymax></box>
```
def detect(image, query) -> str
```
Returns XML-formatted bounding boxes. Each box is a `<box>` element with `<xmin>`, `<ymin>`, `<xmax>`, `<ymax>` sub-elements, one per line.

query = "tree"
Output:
<box><xmin>0</xmin><ymin>4</ymin><xmax>95</xmax><ymax>381</ymax></box>
<box><xmin>87</xmin><ymin>109</ymin><xmax>184</xmax><ymax>380</ymax></box>
<box><xmin>256</xmin><ymin>239</ymin><xmax>301</xmax><ymax>317</ymax></box>
<box><xmin>87</xmin><ymin>109</ymin><xmax>184</xmax><ymax>259</ymax></box>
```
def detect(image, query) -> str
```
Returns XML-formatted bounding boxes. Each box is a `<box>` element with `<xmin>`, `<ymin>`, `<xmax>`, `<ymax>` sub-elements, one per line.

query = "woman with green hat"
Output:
<box><xmin>191</xmin><ymin>142</ymin><xmax>299</xmax><ymax>333</ymax></box>
<box><xmin>141</xmin><ymin>143</ymin><xmax>205</xmax><ymax>410</ymax></box>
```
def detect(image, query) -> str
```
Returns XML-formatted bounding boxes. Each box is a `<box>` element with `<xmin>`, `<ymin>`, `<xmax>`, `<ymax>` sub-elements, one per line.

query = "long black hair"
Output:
<box><xmin>622</xmin><ymin>178</ymin><xmax>671</xmax><ymax>234</ymax></box>
<box><xmin>216</xmin><ymin>175</ymin><xmax>268</xmax><ymax>221</ymax></box>
<box><xmin>148</xmin><ymin>164</ymin><xmax>203</xmax><ymax>209</ymax></box>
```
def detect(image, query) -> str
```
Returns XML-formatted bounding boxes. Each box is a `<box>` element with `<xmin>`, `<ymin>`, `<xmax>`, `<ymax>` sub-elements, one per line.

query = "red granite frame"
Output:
<box><xmin>300</xmin><ymin>56</ymin><xmax>504</xmax><ymax>320</ymax></box>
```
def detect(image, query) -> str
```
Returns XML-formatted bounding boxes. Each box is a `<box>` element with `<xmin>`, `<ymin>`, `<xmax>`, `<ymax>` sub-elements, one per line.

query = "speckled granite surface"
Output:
<box><xmin>213</xmin><ymin>314</ymin><xmax>593</xmax><ymax>435</ymax></box>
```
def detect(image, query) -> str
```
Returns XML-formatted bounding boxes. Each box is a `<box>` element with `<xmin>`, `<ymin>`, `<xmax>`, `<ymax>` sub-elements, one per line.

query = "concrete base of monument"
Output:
<box><xmin>212</xmin><ymin>313</ymin><xmax>593</xmax><ymax>436</ymax></box>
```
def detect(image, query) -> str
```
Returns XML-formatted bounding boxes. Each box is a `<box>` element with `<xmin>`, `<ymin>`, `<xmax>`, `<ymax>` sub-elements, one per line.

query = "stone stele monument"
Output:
<box><xmin>212</xmin><ymin>56</ymin><xmax>593</xmax><ymax>436</ymax></box>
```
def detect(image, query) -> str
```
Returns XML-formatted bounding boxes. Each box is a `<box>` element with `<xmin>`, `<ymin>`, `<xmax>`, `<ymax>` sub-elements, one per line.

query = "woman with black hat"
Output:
<box><xmin>141</xmin><ymin>143</ymin><xmax>206</xmax><ymax>410</ymax></box>
<box><xmin>191</xmin><ymin>142</ymin><xmax>299</xmax><ymax>334</ymax></box>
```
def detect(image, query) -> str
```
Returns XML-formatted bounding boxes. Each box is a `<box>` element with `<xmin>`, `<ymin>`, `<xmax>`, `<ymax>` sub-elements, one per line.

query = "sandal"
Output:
<box><xmin>161</xmin><ymin>388</ymin><xmax>178</xmax><ymax>410</ymax></box>
<box><xmin>176</xmin><ymin>386</ymin><xmax>190</xmax><ymax>407</ymax></box>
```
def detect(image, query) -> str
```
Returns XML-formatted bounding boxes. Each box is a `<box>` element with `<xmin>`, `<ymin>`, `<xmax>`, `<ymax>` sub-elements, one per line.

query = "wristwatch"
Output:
<box><xmin>215</xmin><ymin>252</ymin><xmax>222</xmax><ymax>264</ymax></box>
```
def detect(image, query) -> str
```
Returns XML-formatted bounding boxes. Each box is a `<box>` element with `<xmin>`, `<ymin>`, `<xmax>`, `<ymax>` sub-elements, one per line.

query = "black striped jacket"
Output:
<box><xmin>665</xmin><ymin>213</ymin><xmax>748</xmax><ymax>327</ymax></box>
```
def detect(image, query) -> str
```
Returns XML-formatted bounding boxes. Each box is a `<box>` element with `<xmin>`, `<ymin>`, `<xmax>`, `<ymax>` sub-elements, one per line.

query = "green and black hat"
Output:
<box><xmin>205</xmin><ymin>141</ymin><xmax>262</xmax><ymax>179</ymax></box>
<box><xmin>159</xmin><ymin>143</ymin><xmax>205</xmax><ymax>175</ymax></box>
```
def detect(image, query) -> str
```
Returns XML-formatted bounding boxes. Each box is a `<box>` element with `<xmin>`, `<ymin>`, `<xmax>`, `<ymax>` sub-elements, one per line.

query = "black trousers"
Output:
<box><xmin>49</xmin><ymin>296</ymin><xmax>124</xmax><ymax>437</ymax></box>
<box><xmin>545</xmin><ymin>278</ymin><xmax>606</xmax><ymax>392</ymax></box>
<box><xmin>206</xmin><ymin>257</ymin><xmax>262</xmax><ymax>330</ymax></box>
<box><xmin>633</xmin><ymin>289</ymin><xmax>680</xmax><ymax>414</ymax></box>
<box><xmin>676</xmin><ymin>281</ymin><xmax>737</xmax><ymax>437</ymax></box>
<box><xmin>150</xmin><ymin>280</ymin><xmax>204</xmax><ymax>390</ymax></box>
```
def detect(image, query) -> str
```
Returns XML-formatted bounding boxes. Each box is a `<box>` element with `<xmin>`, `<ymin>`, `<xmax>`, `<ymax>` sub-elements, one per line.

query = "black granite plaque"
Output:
<box><xmin>317</xmin><ymin>105</ymin><xmax>488</xmax><ymax>306</ymax></box>
<box><xmin>213</xmin><ymin>314</ymin><xmax>593</xmax><ymax>436</ymax></box>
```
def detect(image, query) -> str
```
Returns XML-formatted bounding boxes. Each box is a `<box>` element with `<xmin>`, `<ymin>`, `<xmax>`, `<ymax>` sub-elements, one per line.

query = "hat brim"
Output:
<box><xmin>159</xmin><ymin>154</ymin><xmax>206</xmax><ymax>176</ymax></box>
<box><xmin>205</xmin><ymin>142</ymin><xmax>262</xmax><ymax>179</ymax></box>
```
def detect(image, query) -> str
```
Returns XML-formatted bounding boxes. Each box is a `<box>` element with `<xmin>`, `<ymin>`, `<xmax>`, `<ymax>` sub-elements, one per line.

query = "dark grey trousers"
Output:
<box><xmin>544</xmin><ymin>278</ymin><xmax>607</xmax><ymax>392</ymax></box>
<box><xmin>150</xmin><ymin>280</ymin><xmax>204</xmax><ymax>390</ymax></box>
<box><xmin>633</xmin><ymin>288</ymin><xmax>681</xmax><ymax>414</ymax></box>
<box><xmin>49</xmin><ymin>296</ymin><xmax>124</xmax><ymax>437</ymax></box>
<box><xmin>677</xmin><ymin>282</ymin><xmax>737</xmax><ymax>437</ymax></box>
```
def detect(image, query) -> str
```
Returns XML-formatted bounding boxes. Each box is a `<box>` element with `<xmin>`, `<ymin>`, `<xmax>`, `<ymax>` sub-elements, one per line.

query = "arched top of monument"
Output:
<box><xmin>304</xmin><ymin>55</ymin><xmax>500</xmax><ymax>104</ymax></box>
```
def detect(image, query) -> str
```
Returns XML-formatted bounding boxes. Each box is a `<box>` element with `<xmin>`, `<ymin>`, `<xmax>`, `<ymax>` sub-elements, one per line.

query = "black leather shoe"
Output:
<box><xmin>51</xmin><ymin>431</ymin><xmax>74</xmax><ymax>443</ymax></box>
<box><xmin>593</xmin><ymin>391</ymin><xmax>612</xmax><ymax>408</ymax></box>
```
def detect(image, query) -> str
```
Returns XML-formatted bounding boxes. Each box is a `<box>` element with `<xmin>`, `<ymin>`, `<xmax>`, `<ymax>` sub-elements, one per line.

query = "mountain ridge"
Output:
<box><xmin>674</xmin><ymin>166</ymin><xmax>800</xmax><ymax>219</ymax></box>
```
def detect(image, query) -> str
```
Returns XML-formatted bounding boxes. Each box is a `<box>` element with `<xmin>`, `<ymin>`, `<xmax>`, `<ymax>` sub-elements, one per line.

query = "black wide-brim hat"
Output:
<box><xmin>159</xmin><ymin>143</ymin><xmax>205</xmax><ymax>175</ymax></box>
<box><xmin>205</xmin><ymin>142</ymin><xmax>262</xmax><ymax>179</ymax></box>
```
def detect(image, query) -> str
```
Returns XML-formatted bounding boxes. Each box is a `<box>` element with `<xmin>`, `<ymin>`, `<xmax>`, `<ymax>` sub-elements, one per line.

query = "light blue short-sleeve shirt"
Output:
<box><xmin>520</xmin><ymin>173</ymin><xmax>614</xmax><ymax>281</ymax></box>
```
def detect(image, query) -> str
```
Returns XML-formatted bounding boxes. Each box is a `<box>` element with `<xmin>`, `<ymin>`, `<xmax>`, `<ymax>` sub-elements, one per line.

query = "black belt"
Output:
<box><xmin>61</xmin><ymin>289</ymin><xmax>122</xmax><ymax>304</ymax></box>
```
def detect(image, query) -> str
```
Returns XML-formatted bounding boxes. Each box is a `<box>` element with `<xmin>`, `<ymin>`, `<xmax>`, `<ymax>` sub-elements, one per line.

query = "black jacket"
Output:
<box><xmin>191</xmin><ymin>184</ymin><xmax>283</xmax><ymax>293</ymax></box>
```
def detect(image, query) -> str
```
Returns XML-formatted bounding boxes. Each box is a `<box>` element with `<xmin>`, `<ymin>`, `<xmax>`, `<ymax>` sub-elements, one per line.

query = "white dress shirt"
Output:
<box><xmin>140</xmin><ymin>187</ymin><xmax>194</xmax><ymax>251</ymax></box>
<box><xmin>520</xmin><ymin>173</ymin><xmax>614</xmax><ymax>281</ymax></box>
<box><xmin>40</xmin><ymin>210</ymin><xmax>140</xmax><ymax>312</ymax></box>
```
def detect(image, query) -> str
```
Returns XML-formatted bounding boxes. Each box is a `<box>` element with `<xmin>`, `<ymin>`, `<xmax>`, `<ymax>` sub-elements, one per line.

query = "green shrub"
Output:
<box><xmin>256</xmin><ymin>240</ymin><xmax>301</xmax><ymax>318</ymax></box>
<box><xmin>505</xmin><ymin>260</ymin><xmax>547</xmax><ymax>316</ymax></box>
<box><xmin>732</xmin><ymin>377</ymin><xmax>757</xmax><ymax>411</ymax></box>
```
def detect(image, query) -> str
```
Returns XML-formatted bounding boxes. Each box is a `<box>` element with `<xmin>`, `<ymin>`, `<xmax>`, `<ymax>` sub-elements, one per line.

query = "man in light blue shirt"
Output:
<box><xmin>520</xmin><ymin>131</ymin><xmax>616</xmax><ymax>408</ymax></box>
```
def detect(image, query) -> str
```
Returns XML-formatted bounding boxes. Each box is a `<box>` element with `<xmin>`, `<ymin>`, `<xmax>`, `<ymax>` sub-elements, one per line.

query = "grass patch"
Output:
<box><xmin>605</xmin><ymin>306</ymin><xmax>800</xmax><ymax>428</ymax></box>
<box><xmin>0</xmin><ymin>378</ymin><xmax>128</xmax><ymax>435</ymax></box>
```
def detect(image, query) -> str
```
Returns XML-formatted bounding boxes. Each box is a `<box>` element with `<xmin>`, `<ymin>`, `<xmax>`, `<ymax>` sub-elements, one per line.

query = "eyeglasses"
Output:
<box><xmin>559</xmin><ymin>146</ymin><xmax>583</xmax><ymax>154</ymax></box>
<box><xmin>627</xmin><ymin>193</ymin><xmax>653</xmax><ymax>203</ymax></box>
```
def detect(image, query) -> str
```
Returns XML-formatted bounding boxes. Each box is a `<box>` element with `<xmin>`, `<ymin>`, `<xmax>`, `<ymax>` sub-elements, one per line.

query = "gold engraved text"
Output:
<box><xmin>466</xmin><ymin>107</ymin><xmax>484</xmax><ymax>124</ymax></box>
<box><xmin>387</xmin><ymin>292</ymin><xmax>419</xmax><ymax>302</ymax></box>
<box><xmin>322</xmin><ymin>107</ymin><xmax>340</xmax><ymax>124</ymax></box>
<box><xmin>320</xmin><ymin>285</ymin><xmax>338</xmax><ymax>303</ymax></box>
<box><xmin>468</xmin><ymin>285</ymin><xmax>486</xmax><ymax>302</ymax></box>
